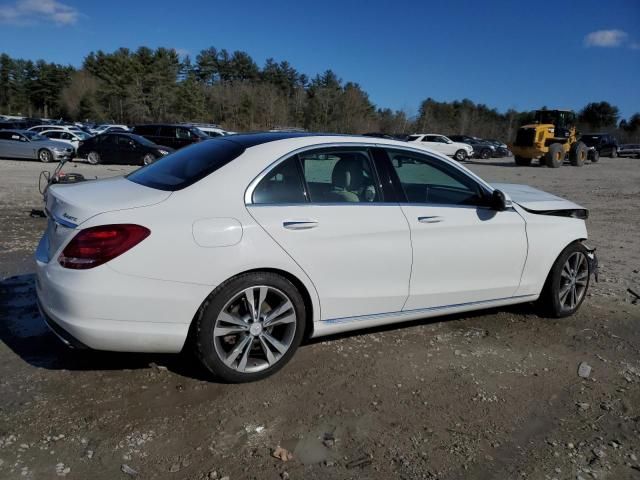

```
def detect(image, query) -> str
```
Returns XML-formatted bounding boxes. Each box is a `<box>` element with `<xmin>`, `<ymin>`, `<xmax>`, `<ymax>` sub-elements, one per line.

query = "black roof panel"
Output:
<box><xmin>223</xmin><ymin>132</ymin><xmax>329</xmax><ymax>148</ymax></box>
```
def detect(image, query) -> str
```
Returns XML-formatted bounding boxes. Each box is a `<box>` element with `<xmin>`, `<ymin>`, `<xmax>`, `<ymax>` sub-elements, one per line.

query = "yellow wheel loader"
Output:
<box><xmin>510</xmin><ymin>109</ymin><xmax>590</xmax><ymax>168</ymax></box>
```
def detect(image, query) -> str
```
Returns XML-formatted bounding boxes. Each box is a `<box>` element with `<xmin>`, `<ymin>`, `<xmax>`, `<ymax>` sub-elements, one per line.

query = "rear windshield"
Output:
<box><xmin>407</xmin><ymin>135</ymin><xmax>420</xmax><ymax>141</ymax></box>
<box><xmin>127</xmin><ymin>139</ymin><xmax>245</xmax><ymax>191</ymax></box>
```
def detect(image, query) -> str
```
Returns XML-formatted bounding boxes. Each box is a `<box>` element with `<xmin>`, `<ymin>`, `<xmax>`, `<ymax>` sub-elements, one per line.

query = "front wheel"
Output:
<box><xmin>480</xmin><ymin>149</ymin><xmax>491</xmax><ymax>159</ymax></box>
<box><xmin>610</xmin><ymin>149</ymin><xmax>617</xmax><ymax>158</ymax></box>
<box><xmin>454</xmin><ymin>149</ymin><xmax>467</xmax><ymax>161</ymax></box>
<box><xmin>38</xmin><ymin>149</ymin><xmax>52</xmax><ymax>163</ymax></box>
<box><xmin>545</xmin><ymin>143</ymin><xmax>564</xmax><ymax>168</ymax></box>
<box><xmin>539</xmin><ymin>242</ymin><xmax>591</xmax><ymax>317</ymax></box>
<box><xmin>87</xmin><ymin>151</ymin><xmax>101</xmax><ymax>165</ymax></box>
<box><xmin>195</xmin><ymin>272</ymin><xmax>306</xmax><ymax>383</ymax></box>
<box><xmin>590</xmin><ymin>150</ymin><xmax>600</xmax><ymax>163</ymax></box>
<box><xmin>142</xmin><ymin>153</ymin><xmax>156</xmax><ymax>165</ymax></box>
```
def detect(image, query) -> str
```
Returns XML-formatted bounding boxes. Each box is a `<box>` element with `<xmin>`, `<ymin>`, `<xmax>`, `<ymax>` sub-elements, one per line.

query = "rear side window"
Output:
<box><xmin>127</xmin><ymin>139</ymin><xmax>244</xmax><ymax>191</ymax></box>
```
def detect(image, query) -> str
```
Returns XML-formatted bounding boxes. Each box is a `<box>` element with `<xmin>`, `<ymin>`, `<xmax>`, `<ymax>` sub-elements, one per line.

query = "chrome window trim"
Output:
<box><xmin>244</xmin><ymin>141</ymin><xmax>495</xmax><ymax>206</ymax></box>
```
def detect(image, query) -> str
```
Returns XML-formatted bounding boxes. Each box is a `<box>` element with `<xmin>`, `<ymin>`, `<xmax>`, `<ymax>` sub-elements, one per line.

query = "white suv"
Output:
<box><xmin>408</xmin><ymin>134</ymin><xmax>473</xmax><ymax>161</ymax></box>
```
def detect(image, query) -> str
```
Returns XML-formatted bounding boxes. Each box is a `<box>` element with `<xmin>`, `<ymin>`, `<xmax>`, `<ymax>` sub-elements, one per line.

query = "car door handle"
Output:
<box><xmin>283</xmin><ymin>220</ymin><xmax>319</xmax><ymax>230</ymax></box>
<box><xmin>418</xmin><ymin>216</ymin><xmax>443</xmax><ymax>224</ymax></box>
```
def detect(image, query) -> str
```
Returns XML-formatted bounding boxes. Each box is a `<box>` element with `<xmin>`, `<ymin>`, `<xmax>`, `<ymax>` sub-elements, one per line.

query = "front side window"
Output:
<box><xmin>299</xmin><ymin>149</ymin><xmax>380</xmax><ymax>203</ymax></box>
<box><xmin>386</xmin><ymin>149</ymin><xmax>485</xmax><ymax>206</ymax></box>
<box><xmin>252</xmin><ymin>157</ymin><xmax>306</xmax><ymax>204</ymax></box>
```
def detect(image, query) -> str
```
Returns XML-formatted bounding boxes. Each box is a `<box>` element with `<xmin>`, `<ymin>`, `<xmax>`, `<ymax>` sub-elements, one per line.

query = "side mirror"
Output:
<box><xmin>490</xmin><ymin>189</ymin><xmax>509</xmax><ymax>211</ymax></box>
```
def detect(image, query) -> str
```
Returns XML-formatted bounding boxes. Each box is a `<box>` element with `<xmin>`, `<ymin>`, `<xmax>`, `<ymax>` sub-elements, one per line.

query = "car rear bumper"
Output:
<box><xmin>35</xmin><ymin>232</ymin><xmax>212</xmax><ymax>353</ymax></box>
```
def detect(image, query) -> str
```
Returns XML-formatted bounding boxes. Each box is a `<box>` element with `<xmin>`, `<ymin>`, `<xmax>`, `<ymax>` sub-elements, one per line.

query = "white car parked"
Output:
<box><xmin>36</xmin><ymin>133</ymin><xmax>597</xmax><ymax>382</ymax></box>
<box><xmin>40</xmin><ymin>129</ymin><xmax>92</xmax><ymax>152</ymax></box>
<box><xmin>28</xmin><ymin>125</ymin><xmax>84</xmax><ymax>135</ymax></box>
<box><xmin>407</xmin><ymin>133</ymin><xmax>474</xmax><ymax>161</ymax></box>
<box><xmin>90</xmin><ymin>124</ymin><xmax>130</xmax><ymax>135</ymax></box>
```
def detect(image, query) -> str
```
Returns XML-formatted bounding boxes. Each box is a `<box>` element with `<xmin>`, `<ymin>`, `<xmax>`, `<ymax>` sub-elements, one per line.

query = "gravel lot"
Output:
<box><xmin>1</xmin><ymin>155</ymin><xmax>639</xmax><ymax>480</ymax></box>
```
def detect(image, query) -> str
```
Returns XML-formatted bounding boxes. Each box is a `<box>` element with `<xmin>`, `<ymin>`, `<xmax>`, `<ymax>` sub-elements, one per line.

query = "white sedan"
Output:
<box><xmin>407</xmin><ymin>133</ymin><xmax>474</xmax><ymax>161</ymax></box>
<box><xmin>36</xmin><ymin>134</ymin><xmax>597</xmax><ymax>382</ymax></box>
<box><xmin>39</xmin><ymin>129</ymin><xmax>92</xmax><ymax>152</ymax></box>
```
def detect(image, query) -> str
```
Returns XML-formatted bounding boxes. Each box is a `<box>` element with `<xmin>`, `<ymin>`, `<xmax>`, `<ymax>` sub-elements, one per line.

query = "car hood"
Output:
<box><xmin>452</xmin><ymin>141</ymin><xmax>473</xmax><ymax>150</ymax></box>
<box><xmin>492</xmin><ymin>183</ymin><xmax>585</xmax><ymax>211</ymax></box>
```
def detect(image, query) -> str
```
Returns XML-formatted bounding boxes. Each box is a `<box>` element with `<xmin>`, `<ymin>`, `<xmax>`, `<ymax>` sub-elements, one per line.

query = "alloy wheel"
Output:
<box><xmin>213</xmin><ymin>286</ymin><xmax>297</xmax><ymax>373</ymax></box>
<box><xmin>558</xmin><ymin>252</ymin><xmax>588</xmax><ymax>310</ymax></box>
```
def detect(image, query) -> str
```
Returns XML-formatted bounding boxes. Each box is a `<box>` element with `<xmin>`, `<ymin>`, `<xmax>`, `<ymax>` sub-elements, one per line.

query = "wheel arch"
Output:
<box><xmin>184</xmin><ymin>267</ymin><xmax>317</xmax><ymax>351</ymax></box>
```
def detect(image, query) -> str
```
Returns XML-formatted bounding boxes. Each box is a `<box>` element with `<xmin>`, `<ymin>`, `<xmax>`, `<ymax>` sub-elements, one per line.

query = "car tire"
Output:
<box><xmin>87</xmin><ymin>151</ymin><xmax>101</xmax><ymax>165</ymax></box>
<box><xmin>38</xmin><ymin>149</ymin><xmax>52</xmax><ymax>163</ymax></box>
<box><xmin>539</xmin><ymin>242</ymin><xmax>591</xmax><ymax>318</ymax></box>
<box><xmin>454</xmin><ymin>149</ymin><xmax>467</xmax><ymax>161</ymax></box>
<box><xmin>480</xmin><ymin>149</ymin><xmax>491</xmax><ymax>159</ymax></box>
<box><xmin>569</xmin><ymin>141</ymin><xmax>587</xmax><ymax>167</ymax></box>
<box><xmin>514</xmin><ymin>156</ymin><xmax>532</xmax><ymax>166</ymax></box>
<box><xmin>194</xmin><ymin>272</ymin><xmax>306</xmax><ymax>383</ymax></box>
<box><xmin>590</xmin><ymin>150</ymin><xmax>600</xmax><ymax>163</ymax></box>
<box><xmin>545</xmin><ymin>143</ymin><xmax>564</xmax><ymax>168</ymax></box>
<box><xmin>610</xmin><ymin>149</ymin><xmax>617</xmax><ymax>158</ymax></box>
<box><xmin>142</xmin><ymin>153</ymin><xmax>156</xmax><ymax>166</ymax></box>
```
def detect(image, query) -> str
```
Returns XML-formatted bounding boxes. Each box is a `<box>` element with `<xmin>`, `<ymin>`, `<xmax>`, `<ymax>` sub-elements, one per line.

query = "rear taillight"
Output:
<box><xmin>58</xmin><ymin>224</ymin><xmax>150</xmax><ymax>269</ymax></box>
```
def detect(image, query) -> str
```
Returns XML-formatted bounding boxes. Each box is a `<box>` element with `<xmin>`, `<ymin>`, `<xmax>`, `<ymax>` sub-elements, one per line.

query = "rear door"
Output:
<box><xmin>98</xmin><ymin>135</ymin><xmax>118</xmax><ymax>163</ymax></box>
<box><xmin>158</xmin><ymin>126</ymin><xmax>177</xmax><ymax>149</ymax></box>
<box><xmin>247</xmin><ymin>146</ymin><xmax>412</xmax><ymax>321</ymax></box>
<box><xmin>380</xmin><ymin>147</ymin><xmax>528</xmax><ymax>310</ymax></box>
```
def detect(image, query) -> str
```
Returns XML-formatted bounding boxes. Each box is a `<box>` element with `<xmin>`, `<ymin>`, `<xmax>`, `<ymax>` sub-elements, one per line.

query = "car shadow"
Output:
<box><xmin>1</xmin><ymin>273</ymin><xmax>541</xmax><ymax>381</ymax></box>
<box><xmin>0</xmin><ymin>273</ymin><xmax>211</xmax><ymax>380</ymax></box>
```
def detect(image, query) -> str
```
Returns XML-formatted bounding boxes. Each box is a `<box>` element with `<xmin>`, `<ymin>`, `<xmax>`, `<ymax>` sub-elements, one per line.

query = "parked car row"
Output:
<box><xmin>406</xmin><ymin>133</ymin><xmax>512</xmax><ymax>160</ymax></box>
<box><xmin>0</xmin><ymin>117</ymin><xmax>232</xmax><ymax>165</ymax></box>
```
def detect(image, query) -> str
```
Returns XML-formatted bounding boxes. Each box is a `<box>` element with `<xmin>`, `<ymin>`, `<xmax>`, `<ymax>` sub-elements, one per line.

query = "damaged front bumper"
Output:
<box><xmin>584</xmin><ymin>244</ymin><xmax>599</xmax><ymax>282</ymax></box>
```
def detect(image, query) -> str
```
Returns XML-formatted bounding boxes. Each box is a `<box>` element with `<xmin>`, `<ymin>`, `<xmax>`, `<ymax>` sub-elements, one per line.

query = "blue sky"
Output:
<box><xmin>0</xmin><ymin>0</ymin><xmax>639</xmax><ymax>119</ymax></box>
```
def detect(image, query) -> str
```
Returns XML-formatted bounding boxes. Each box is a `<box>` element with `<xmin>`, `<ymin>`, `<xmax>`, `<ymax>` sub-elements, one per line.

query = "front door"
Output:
<box><xmin>247</xmin><ymin>147</ymin><xmax>412</xmax><ymax>321</ymax></box>
<box><xmin>382</xmin><ymin>148</ymin><xmax>528</xmax><ymax>310</ymax></box>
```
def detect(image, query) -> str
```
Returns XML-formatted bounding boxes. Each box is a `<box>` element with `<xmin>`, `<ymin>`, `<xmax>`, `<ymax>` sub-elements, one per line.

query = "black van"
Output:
<box><xmin>131</xmin><ymin>124</ymin><xmax>208</xmax><ymax>150</ymax></box>
<box><xmin>580</xmin><ymin>133</ymin><xmax>619</xmax><ymax>158</ymax></box>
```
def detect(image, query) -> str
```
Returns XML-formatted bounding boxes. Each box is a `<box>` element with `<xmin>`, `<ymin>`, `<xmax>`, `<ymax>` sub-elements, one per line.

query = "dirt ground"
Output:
<box><xmin>0</xmin><ymin>155</ymin><xmax>639</xmax><ymax>480</ymax></box>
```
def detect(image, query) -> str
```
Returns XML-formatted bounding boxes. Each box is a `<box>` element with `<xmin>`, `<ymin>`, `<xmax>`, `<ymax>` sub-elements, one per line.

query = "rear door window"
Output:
<box><xmin>158</xmin><ymin>126</ymin><xmax>176</xmax><ymax>137</ymax></box>
<box><xmin>252</xmin><ymin>157</ymin><xmax>307</xmax><ymax>204</ymax></box>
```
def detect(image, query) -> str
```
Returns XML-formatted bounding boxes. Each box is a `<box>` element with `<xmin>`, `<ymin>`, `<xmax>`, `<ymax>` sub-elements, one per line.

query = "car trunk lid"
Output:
<box><xmin>44</xmin><ymin>176</ymin><xmax>171</xmax><ymax>260</ymax></box>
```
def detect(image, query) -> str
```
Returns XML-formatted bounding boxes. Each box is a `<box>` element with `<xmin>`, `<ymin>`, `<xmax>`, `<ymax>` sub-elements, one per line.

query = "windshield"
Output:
<box><xmin>127</xmin><ymin>138</ymin><xmax>245</xmax><ymax>191</ymax></box>
<box><xmin>75</xmin><ymin>131</ymin><xmax>91</xmax><ymax>140</ymax></box>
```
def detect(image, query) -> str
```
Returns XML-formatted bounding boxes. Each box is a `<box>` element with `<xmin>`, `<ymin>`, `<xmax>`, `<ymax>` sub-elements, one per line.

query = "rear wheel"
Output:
<box><xmin>454</xmin><ymin>149</ymin><xmax>467</xmax><ymax>161</ymax></box>
<box><xmin>87</xmin><ymin>151</ymin><xmax>101</xmax><ymax>165</ymax></box>
<box><xmin>480</xmin><ymin>148</ymin><xmax>491</xmax><ymax>159</ymax></box>
<box><xmin>195</xmin><ymin>272</ymin><xmax>306</xmax><ymax>383</ymax></box>
<box><xmin>545</xmin><ymin>143</ymin><xmax>564</xmax><ymax>168</ymax></box>
<box><xmin>539</xmin><ymin>242</ymin><xmax>591</xmax><ymax>317</ymax></box>
<box><xmin>569</xmin><ymin>141</ymin><xmax>587</xmax><ymax>166</ymax></box>
<box><xmin>514</xmin><ymin>156</ymin><xmax>532</xmax><ymax>166</ymax></box>
<box><xmin>38</xmin><ymin>149</ymin><xmax>52</xmax><ymax>163</ymax></box>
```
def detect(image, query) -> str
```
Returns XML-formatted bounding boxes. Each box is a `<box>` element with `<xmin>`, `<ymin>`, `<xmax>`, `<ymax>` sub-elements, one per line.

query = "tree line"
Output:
<box><xmin>0</xmin><ymin>47</ymin><xmax>638</xmax><ymax>142</ymax></box>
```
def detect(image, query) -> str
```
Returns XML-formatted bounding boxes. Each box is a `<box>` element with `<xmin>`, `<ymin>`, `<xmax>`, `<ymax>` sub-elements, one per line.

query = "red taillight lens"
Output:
<box><xmin>58</xmin><ymin>224</ymin><xmax>150</xmax><ymax>270</ymax></box>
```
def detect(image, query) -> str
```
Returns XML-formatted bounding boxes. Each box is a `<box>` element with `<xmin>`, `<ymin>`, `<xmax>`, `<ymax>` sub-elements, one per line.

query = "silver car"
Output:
<box><xmin>0</xmin><ymin>129</ymin><xmax>74</xmax><ymax>162</ymax></box>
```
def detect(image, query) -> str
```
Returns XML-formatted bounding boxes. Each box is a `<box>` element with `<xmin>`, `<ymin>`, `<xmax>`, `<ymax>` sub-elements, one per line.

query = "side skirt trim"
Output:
<box><xmin>322</xmin><ymin>294</ymin><xmax>537</xmax><ymax>325</ymax></box>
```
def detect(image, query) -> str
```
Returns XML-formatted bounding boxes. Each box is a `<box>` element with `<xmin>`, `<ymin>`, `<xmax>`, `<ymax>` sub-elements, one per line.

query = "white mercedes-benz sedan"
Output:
<box><xmin>35</xmin><ymin>133</ymin><xmax>597</xmax><ymax>382</ymax></box>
